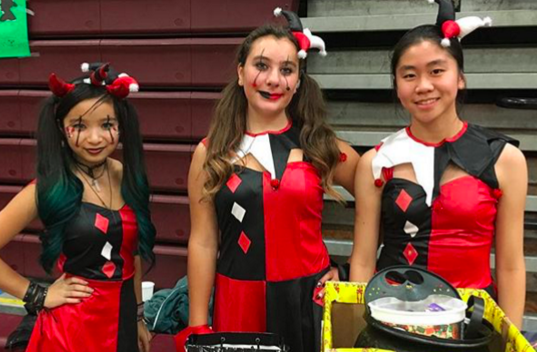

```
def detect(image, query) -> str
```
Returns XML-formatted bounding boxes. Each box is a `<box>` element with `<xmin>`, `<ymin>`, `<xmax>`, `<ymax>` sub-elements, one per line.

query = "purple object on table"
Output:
<box><xmin>427</xmin><ymin>303</ymin><xmax>446</xmax><ymax>312</ymax></box>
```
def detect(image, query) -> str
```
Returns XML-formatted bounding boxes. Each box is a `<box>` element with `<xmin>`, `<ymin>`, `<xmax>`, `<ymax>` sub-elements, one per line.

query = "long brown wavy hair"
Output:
<box><xmin>203</xmin><ymin>24</ymin><xmax>342</xmax><ymax>200</ymax></box>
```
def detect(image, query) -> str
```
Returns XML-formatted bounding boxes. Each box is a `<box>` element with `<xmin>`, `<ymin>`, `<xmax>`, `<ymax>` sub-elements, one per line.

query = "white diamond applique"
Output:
<box><xmin>404</xmin><ymin>221</ymin><xmax>419</xmax><ymax>238</ymax></box>
<box><xmin>101</xmin><ymin>241</ymin><xmax>113</xmax><ymax>260</ymax></box>
<box><xmin>231</xmin><ymin>202</ymin><xmax>246</xmax><ymax>223</ymax></box>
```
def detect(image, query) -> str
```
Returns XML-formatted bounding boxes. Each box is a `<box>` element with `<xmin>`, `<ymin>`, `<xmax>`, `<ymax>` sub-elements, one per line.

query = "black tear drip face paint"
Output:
<box><xmin>284</xmin><ymin>55</ymin><xmax>291</xmax><ymax>91</ymax></box>
<box><xmin>253</xmin><ymin>49</ymin><xmax>265</xmax><ymax>88</ymax></box>
<box><xmin>106</xmin><ymin>115</ymin><xmax>115</xmax><ymax>144</ymax></box>
<box><xmin>75</xmin><ymin>116</ymin><xmax>82</xmax><ymax>147</ymax></box>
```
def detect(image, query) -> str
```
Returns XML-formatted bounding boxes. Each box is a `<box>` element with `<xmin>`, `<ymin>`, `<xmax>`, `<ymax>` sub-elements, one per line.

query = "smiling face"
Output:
<box><xmin>395</xmin><ymin>40</ymin><xmax>465</xmax><ymax>126</ymax></box>
<box><xmin>237</xmin><ymin>35</ymin><xmax>300</xmax><ymax>119</ymax></box>
<box><xmin>63</xmin><ymin>97</ymin><xmax>119</xmax><ymax>166</ymax></box>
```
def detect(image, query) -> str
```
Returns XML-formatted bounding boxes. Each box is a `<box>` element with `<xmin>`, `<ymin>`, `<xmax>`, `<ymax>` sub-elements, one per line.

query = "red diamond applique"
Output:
<box><xmin>102</xmin><ymin>261</ymin><xmax>116</xmax><ymax>278</ymax></box>
<box><xmin>395</xmin><ymin>189</ymin><xmax>413</xmax><ymax>212</ymax></box>
<box><xmin>238</xmin><ymin>231</ymin><xmax>251</xmax><ymax>254</ymax></box>
<box><xmin>403</xmin><ymin>242</ymin><xmax>418</xmax><ymax>265</ymax></box>
<box><xmin>94</xmin><ymin>213</ymin><xmax>109</xmax><ymax>234</ymax></box>
<box><xmin>226</xmin><ymin>173</ymin><xmax>242</xmax><ymax>193</ymax></box>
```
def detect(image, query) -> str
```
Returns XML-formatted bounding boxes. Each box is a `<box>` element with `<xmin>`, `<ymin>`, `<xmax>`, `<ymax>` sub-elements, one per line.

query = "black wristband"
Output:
<box><xmin>23</xmin><ymin>282</ymin><xmax>47</xmax><ymax>314</ymax></box>
<box><xmin>22</xmin><ymin>282</ymin><xmax>38</xmax><ymax>303</ymax></box>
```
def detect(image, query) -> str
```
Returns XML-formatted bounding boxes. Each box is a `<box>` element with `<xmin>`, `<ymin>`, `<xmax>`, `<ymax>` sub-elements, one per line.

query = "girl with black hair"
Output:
<box><xmin>0</xmin><ymin>63</ymin><xmax>155</xmax><ymax>351</ymax></box>
<box><xmin>350</xmin><ymin>0</ymin><xmax>526</xmax><ymax>329</ymax></box>
<box><xmin>175</xmin><ymin>9</ymin><xmax>360</xmax><ymax>352</ymax></box>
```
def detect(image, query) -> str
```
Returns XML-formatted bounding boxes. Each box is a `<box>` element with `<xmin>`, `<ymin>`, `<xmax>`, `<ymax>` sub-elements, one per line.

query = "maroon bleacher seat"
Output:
<box><xmin>150</xmin><ymin>333</ymin><xmax>176</xmax><ymax>351</ymax></box>
<box><xmin>27</xmin><ymin>0</ymin><xmax>101</xmax><ymax>37</ymax></box>
<box><xmin>0</xmin><ymin>139</ymin><xmax>23</xmax><ymax>183</ymax></box>
<box><xmin>143</xmin><ymin>245</ymin><xmax>187</xmax><ymax>289</ymax></box>
<box><xmin>26</xmin><ymin>0</ymin><xmax>298</xmax><ymax>37</ymax></box>
<box><xmin>0</xmin><ymin>313</ymin><xmax>23</xmax><ymax>351</ymax></box>
<box><xmin>101</xmin><ymin>0</ymin><xmax>190</xmax><ymax>35</ymax></box>
<box><xmin>19</xmin><ymin>41</ymin><xmax>101</xmax><ymax>86</ymax></box>
<box><xmin>0</xmin><ymin>91</ymin><xmax>21</xmax><ymax>135</ymax></box>
<box><xmin>0</xmin><ymin>58</ymin><xmax>19</xmax><ymax>85</ymax></box>
<box><xmin>190</xmin><ymin>0</ymin><xmax>299</xmax><ymax>33</ymax></box>
<box><xmin>150</xmin><ymin>195</ymin><xmax>190</xmax><ymax>243</ymax></box>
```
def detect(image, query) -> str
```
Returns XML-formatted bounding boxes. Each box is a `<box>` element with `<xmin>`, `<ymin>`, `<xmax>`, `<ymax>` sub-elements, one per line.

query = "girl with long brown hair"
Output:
<box><xmin>176</xmin><ymin>9</ymin><xmax>359</xmax><ymax>352</ymax></box>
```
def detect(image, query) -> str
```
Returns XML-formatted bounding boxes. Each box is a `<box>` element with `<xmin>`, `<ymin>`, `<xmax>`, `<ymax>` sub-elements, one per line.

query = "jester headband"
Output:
<box><xmin>429</xmin><ymin>0</ymin><xmax>491</xmax><ymax>47</ymax></box>
<box><xmin>49</xmin><ymin>62</ymin><xmax>139</xmax><ymax>99</ymax></box>
<box><xmin>273</xmin><ymin>7</ymin><xmax>327</xmax><ymax>59</ymax></box>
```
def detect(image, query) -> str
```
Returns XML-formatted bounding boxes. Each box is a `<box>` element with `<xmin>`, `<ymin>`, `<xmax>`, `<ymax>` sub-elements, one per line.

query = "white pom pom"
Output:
<box><xmin>427</xmin><ymin>0</ymin><xmax>435</xmax><ymax>4</ymax></box>
<box><xmin>441</xmin><ymin>38</ymin><xmax>451</xmax><ymax>47</ymax></box>
<box><xmin>483</xmin><ymin>16</ymin><xmax>492</xmax><ymax>27</ymax></box>
<box><xmin>81</xmin><ymin>63</ymin><xmax>89</xmax><ymax>72</ymax></box>
<box><xmin>274</xmin><ymin>7</ymin><xmax>282</xmax><ymax>17</ymax></box>
<box><xmin>129</xmin><ymin>84</ymin><xmax>139</xmax><ymax>93</ymax></box>
<box><xmin>298</xmin><ymin>50</ymin><xmax>307</xmax><ymax>59</ymax></box>
<box><xmin>119</xmin><ymin>73</ymin><xmax>128</xmax><ymax>77</ymax></box>
<box><xmin>319</xmin><ymin>50</ymin><xmax>327</xmax><ymax>57</ymax></box>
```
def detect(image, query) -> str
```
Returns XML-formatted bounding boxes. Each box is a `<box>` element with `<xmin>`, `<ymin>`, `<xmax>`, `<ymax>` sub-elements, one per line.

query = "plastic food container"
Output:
<box><xmin>368</xmin><ymin>295</ymin><xmax>467</xmax><ymax>339</ymax></box>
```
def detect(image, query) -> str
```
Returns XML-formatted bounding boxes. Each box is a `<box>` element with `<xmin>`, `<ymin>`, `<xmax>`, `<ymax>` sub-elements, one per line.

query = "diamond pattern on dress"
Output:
<box><xmin>102</xmin><ymin>261</ymin><xmax>116</xmax><ymax>278</ymax></box>
<box><xmin>403</xmin><ymin>242</ymin><xmax>418</xmax><ymax>265</ymax></box>
<box><xmin>395</xmin><ymin>189</ymin><xmax>413</xmax><ymax>212</ymax></box>
<box><xmin>226</xmin><ymin>173</ymin><xmax>242</xmax><ymax>193</ymax></box>
<box><xmin>403</xmin><ymin>221</ymin><xmax>419</xmax><ymax>238</ymax></box>
<box><xmin>238</xmin><ymin>231</ymin><xmax>251</xmax><ymax>254</ymax></box>
<box><xmin>231</xmin><ymin>202</ymin><xmax>246</xmax><ymax>223</ymax></box>
<box><xmin>101</xmin><ymin>242</ymin><xmax>113</xmax><ymax>260</ymax></box>
<box><xmin>94</xmin><ymin>213</ymin><xmax>109</xmax><ymax>234</ymax></box>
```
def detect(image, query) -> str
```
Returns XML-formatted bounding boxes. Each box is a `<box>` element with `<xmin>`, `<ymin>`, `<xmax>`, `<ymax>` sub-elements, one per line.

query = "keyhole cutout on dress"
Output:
<box><xmin>234</xmin><ymin>148</ymin><xmax>304</xmax><ymax>174</ymax></box>
<box><xmin>391</xmin><ymin>162</ymin><xmax>471</xmax><ymax>187</ymax></box>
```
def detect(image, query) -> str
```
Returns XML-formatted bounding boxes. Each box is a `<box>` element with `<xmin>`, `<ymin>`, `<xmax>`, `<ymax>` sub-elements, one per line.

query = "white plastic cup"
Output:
<box><xmin>142</xmin><ymin>281</ymin><xmax>155</xmax><ymax>302</ymax></box>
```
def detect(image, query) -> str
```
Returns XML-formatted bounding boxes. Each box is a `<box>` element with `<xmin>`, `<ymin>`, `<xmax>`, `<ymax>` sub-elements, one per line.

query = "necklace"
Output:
<box><xmin>75</xmin><ymin>159</ymin><xmax>107</xmax><ymax>192</ymax></box>
<box><xmin>77</xmin><ymin>161</ymin><xmax>113</xmax><ymax>211</ymax></box>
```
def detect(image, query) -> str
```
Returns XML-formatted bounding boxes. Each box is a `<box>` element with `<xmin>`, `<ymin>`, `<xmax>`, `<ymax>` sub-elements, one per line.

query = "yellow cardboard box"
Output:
<box><xmin>322</xmin><ymin>281</ymin><xmax>534</xmax><ymax>352</ymax></box>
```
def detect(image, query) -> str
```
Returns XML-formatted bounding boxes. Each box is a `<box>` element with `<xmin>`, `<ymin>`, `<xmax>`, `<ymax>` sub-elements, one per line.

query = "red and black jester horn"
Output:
<box><xmin>428</xmin><ymin>0</ymin><xmax>492</xmax><ymax>47</ymax></box>
<box><xmin>89</xmin><ymin>63</ymin><xmax>110</xmax><ymax>86</ymax></box>
<box><xmin>48</xmin><ymin>73</ymin><xmax>75</xmax><ymax>97</ymax></box>
<box><xmin>273</xmin><ymin>7</ymin><xmax>327</xmax><ymax>59</ymax></box>
<box><xmin>106</xmin><ymin>74</ymin><xmax>139</xmax><ymax>99</ymax></box>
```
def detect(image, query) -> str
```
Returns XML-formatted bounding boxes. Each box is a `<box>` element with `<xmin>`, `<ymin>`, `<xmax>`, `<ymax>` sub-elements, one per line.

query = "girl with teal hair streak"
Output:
<box><xmin>0</xmin><ymin>63</ymin><xmax>155</xmax><ymax>352</ymax></box>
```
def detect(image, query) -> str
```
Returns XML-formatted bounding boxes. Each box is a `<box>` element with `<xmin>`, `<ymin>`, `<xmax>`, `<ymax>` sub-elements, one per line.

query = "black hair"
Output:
<box><xmin>390</xmin><ymin>24</ymin><xmax>466</xmax><ymax>108</ymax></box>
<box><xmin>36</xmin><ymin>82</ymin><xmax>155</xmax><ymax>273</ymax></box>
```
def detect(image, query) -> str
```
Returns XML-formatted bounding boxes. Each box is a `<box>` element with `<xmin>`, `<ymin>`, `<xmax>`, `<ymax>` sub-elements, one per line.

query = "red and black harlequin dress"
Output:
<box><xmin>26</xmin><ymin>202</ymin><xmax>139</xmax><ymax>352</ymax></box>
<box><xmin>211</xmin><ymin>120</ymin><xmax>330</xmax><ymax>352</ymax></box>
<box><xmin>372</xmin><ymin>122</ymin><xmax>518</xmax><ymax>295</ymax></box>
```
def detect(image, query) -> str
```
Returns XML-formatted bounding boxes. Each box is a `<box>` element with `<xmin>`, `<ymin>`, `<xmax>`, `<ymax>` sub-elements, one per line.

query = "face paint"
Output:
<box><xmin>284</xmin><ymin>55</ymin><xmax>291</xmax><ymax>91</ymax></box>
<box><xmin>75</xmin><ymin>116</ymin><xmax>82</xmax><ymax>147</ymax></box>
<box><xmin>64</xmin><ymin>126</ymin><xmax>75</xmax><ymax>139</ymax></box>
<box><xmin>252</xmin><ymin>49</ymin><xmax>266</xmax><ymax>88</ymax></box>
<box><xmin>105</xmin><ymin>115</ymin><xmax>115</xmax><ymax>143</ymax></box>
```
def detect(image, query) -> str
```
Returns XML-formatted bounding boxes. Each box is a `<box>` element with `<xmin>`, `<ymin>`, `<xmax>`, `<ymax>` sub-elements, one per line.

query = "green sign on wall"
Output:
<box><xmin>0</xmin><ymin>0</ymin><xmax>30</xmax><ymax>58</ymax></box>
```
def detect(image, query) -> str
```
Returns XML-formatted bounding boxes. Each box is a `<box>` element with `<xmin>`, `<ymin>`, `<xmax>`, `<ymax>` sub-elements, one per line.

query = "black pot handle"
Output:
<box><xmin>464</xmin><ymin>296</ymin><xmax>486</xmax><ymax>339</ymax></box>
<box><xmin>496</xmin><ymin>97</ymin><xmax>537</xmax><ymax>110</ymax></box>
